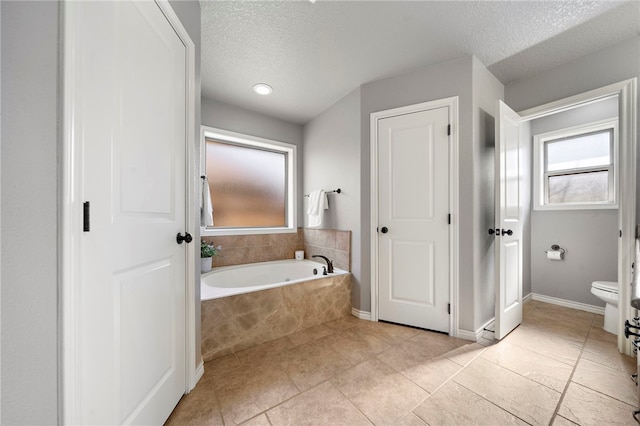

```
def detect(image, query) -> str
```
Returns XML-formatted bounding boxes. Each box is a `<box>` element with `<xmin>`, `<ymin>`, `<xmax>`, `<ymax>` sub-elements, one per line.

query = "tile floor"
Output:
<box><xmin>166</xmin><ymin>300</ymin><xmax>638</xmax><ymax>425</ymax></box>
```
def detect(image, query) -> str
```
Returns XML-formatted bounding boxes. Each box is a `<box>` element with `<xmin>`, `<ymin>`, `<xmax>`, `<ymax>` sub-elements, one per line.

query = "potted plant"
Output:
<box><xmin>201</xmin><ymin>241</ymin><xmax>221</xmax><ymax>273</ymax></box>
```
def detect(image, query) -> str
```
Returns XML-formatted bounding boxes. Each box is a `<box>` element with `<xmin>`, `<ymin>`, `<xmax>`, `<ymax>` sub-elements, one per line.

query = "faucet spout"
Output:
<box><xmin>312</xmin><ymin>255</ymin><xmax>334</xmax><ymax>273</ymax></box>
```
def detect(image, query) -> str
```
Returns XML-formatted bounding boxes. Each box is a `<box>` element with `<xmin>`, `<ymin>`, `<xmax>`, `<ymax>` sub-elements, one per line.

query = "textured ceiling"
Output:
<box><xmin>200</xmin><ymin>1</ymin><xmax>640</xmax><ymax>124</ymax></box>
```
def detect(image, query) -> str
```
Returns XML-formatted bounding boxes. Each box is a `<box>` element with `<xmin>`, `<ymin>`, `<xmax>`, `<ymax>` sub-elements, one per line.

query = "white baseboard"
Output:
<box><xmin>351</xmin><ymin>307</ymin><xmax>372</xmax><ymax>321</ymax></box>
<box><xmin>531</xmin><ymin>293</ymin><xmax>605</xmax><ymax>315</ymax></box>
<box><xmin>457</xmin><ymin>317</ymin><xmax>495</xmax><ymax>342</ymax></box>
<box><xmin>523</xmin><ymin>292</ymin><xmax>533</xmax><ymax>303</ymax></box>
<box><xmin>189</xmin><ymin>360</ymin><xmax>205</xmax><ymax>393</ymax></box>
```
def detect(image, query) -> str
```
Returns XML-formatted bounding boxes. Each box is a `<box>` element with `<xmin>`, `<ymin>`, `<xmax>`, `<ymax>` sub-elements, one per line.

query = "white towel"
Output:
<box><xmin>307</xmin><ymin>189</ymin><xmax>328</xmax><ymax>227</ymax></box>
<box><xmin>201</xmin><ymin>177</ymin><xmax>214</xmax><ymax>227</ymax></box>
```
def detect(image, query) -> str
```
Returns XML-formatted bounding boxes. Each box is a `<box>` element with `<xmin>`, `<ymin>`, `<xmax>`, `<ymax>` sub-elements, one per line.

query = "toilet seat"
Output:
<box><xmin>592</xmin><ymin>281</ymin><xmax>618</xmax><ymax>294</ymax></box>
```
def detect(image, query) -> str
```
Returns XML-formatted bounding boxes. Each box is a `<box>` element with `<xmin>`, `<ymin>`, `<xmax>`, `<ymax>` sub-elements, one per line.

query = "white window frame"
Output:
<box><xmin>200</xmin><ymin>125</ymin><xmax>297</xmax><ymax>236</ymax></box>
<box><xmin>533</xmin><ymin>119</ymin><xmax>618</xmax><ymax>211</ymax></box>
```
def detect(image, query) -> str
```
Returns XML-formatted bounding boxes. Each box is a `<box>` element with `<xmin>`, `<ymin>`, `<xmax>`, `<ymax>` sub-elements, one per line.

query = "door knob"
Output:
<box><xmin>176</xmin><ymin>232</ymin><xmax>193</xmax><ymax>244</ymax></box>
<box><xmin>501</xmin><ymin>229</ymin><xmax>513</xmax><ymax>236</ymax></box>
<box><xmin>380</xmin><ymin>226</ymin><xmax>389</xmax><ymax>234</ymax></box>
<box><xmin>488</xmin><ymin>228</ymin><xmax>495</xmax><ymax>235</ymax></box>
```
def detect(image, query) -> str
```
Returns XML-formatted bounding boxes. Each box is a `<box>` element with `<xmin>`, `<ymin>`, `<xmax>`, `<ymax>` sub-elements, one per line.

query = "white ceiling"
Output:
<box><xmin>200</xmin><ymin>1</ymin><xmax>640</xmax><ymax>124</ymax></box>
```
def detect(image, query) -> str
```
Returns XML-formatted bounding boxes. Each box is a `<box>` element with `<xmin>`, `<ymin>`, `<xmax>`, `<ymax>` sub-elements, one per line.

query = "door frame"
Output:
<box><xmin>59</xmin><ymin>1</ymin><xmax>198</xmax><ymax>422</ymax></box>
<box><xmin>517</xmin><ymin>78</ymin><xmax>637</xmax><ymax>356</ymax></box>
<box><xmin>370</xmin><ymin>97</ymin><xmax>460</xmax><ymax>336</ymax></box>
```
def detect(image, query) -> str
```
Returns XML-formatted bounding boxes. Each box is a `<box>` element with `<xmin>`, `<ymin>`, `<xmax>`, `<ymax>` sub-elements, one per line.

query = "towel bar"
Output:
<box><xmin>304</xmin><ymin>189</ymin><xmax>341</xmax><ymax>197</ymax></box>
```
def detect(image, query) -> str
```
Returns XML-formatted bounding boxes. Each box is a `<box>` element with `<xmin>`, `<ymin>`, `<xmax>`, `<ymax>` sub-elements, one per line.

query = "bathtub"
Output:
<box><xmin>200</xmin><ymin>259</ymin><xmax>352</xmax><ymax>361</ymax></box>
<box><xmin>200</xmin><ymin>259</ymin><xmax>347</xmax><ymax>300</ymax></box>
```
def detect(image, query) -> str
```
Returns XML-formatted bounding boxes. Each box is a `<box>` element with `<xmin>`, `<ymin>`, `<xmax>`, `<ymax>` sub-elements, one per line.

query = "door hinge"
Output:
<box><xmin>448</xmin><ymin>213</ymin><xmax>451</xmax><ymax>225</ymax></box>
<box><xmin>448</xmin><ymin>303</ymin><xmax>451</xmax><ymax>314</ymax></box>
<box><xmin>447</xmin><ymin>124</ymin><xmax>451</xmax><ymax>136</ymax></box>
<box><xmin>83</xmin><ymin>201</ymin><xmax>90</xmax><ymax>232</ymax></box>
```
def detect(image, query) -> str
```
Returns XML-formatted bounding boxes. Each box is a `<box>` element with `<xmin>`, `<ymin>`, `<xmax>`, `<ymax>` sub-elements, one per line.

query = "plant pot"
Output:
<box><xmin>201</xmin><ymin>257</ymin><xmax>212</xmax><ymax>273</ymax></box>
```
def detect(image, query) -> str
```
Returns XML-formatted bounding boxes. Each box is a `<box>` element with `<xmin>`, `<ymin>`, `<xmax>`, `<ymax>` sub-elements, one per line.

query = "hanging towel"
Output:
<box><xmin>307</xmin><ymin>189</ymin><xmax>328</xmax><ymax>227</ymax></box>
<box><xmin>201</xmin><ymin>177</ymin><xmax>214</xmax><ymax>227</ymax></box>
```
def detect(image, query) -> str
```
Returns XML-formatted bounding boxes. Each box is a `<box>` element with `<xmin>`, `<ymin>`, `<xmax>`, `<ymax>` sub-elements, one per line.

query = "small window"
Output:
<box><xmin>533</xmin><ymin>120</ymin><xmax>617</xmax><ymax>210</ymax></box>
<box><xmin>201</xmin><ymin>126</ymin><xmax>297</xmax><ymax>235</ymax></box>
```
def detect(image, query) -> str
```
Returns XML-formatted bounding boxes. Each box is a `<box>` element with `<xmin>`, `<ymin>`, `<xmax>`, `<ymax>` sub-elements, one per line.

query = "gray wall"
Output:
<box><xmin>0</xmin><ymin>1</ymin><xmax>201</xmax><ymax>423</ymax></box>
<box><xmin>529</xmin><ymin>98</ymin><xmax>618</xmax><ymax>306</ymax></box>
<box><xmin>302</xmin><ymin>87</ymin><xmax>362</xmax><ymax>309</ymax></box>
<box><xmin>1</xmin><ymin>1</ymin><xmax>59</xmax><ymax>423</ymax></box>
<box><xmin>360</xmin><ymin>56</ymin><xmax>477</xmax><ymax>330</ymax></box>
<box><xmin>471</xmin><ymin>57</ymin><xmax>506</xmax><ymax>328</ymax></box>
<box><xmin>505</xmin><ymin>35</ymin><xmax>640</xmax><ymax>220</ymax></box>
<box><xmin>201</xmin><ymin>97</ymin><xmax>305</xmax><ymax>225</ymax></box>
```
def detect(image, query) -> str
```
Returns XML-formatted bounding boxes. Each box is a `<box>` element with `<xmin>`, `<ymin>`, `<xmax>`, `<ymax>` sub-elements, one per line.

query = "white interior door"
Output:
<box><xmin>494</xmin><ymin>100</ymin><xmax>524</xmax><ymax>340</ymax></box>
<box><xmin>377</xmin><ymin>106</ymin><xmax>450</xmax><ymax>332</ymax></box>
<box><xmin>69</xmin><ymin>1</ymin><xmax>188</xmax><ymax>423</ymax></box>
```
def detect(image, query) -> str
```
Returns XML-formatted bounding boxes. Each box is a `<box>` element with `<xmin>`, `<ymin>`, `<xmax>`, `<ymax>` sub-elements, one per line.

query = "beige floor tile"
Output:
<box><xmin>583</xmin><ymin>329</ymin><xmax>636</xmax><ymax>374</ymax></box>
<box><xmin>581</xmin><ymin>344</ymin><xmax>636</xmax><ymax>374</ymax></box>
<box><xmin>572</xmin><ymin>358</ymin><xmax>637</xmax><ymax>406</ymax></box>
<box><xmin>377</xmin><ymin>333</ymin><xmax>465</xmax><ymax>372</ymax></box>
<box><xmin>409</xmin><ymin>330</ymin><xmax>469</xmax><ymax>353</ymax></box>
<box><xmin>165</xmin><ymin>380</ymin><xmax>223</xmax><ymax>426</ymax></box>
<box><xmin>558</xmin><ymin>382</ymin><xmax>637</xmax><ymax>426</ymax></box>
<box><xmin>551</xmin><ymin>415</ymin><xmax>579</xmax><ymax>425</ymax></box>
<box><xmin>201</xmin><ymin>353</ymin><xmax>241</xmax><ymax>382</ymax></box>
<box><xmin>523</xmin><ymin>305</ymin><xmax>595</xmax><ymax>339</ymax></box>
<box><xmin>266</xmin><ymin>381</ymin><xmax>372</xmax><ymax>425</ymax></box>
<box><xmin>481</xmin><ymin>341</ymin><xmax>573</xmax><ymax>392</ymax></box>
<box><xmin>398</xmin><ymin>355</ymin><xmax>462</xmax><ymax>393</ymax></box>
<box><xmin>319</xmin><ymin>327</ymin><xmax>389</xmax><ymax>365</ymax></box>
<box><xmin>444</xmin><ymin>343</ymin><xmax>487</xmax><ymax>366</ymax></box>
<box><xmin>277</xmin><ymin>340</ymin><xmax>352</xmax><ymax>391</ymax></box>
<box><xmin>324</xmin><ymin>315</ymin><xmax>362</xmax><ymax>331</ymax></box>
<box><xmin>413</xmin><ymin>381</ymin><xmax>527</xmax><ymax>426</ymax></box>
<box><xmin>453</xmin><ymin>358</ymin><xmax>560</xmax><ymax>426</ymax></box>
<box><xmin>287</xmin><ymin>323</ymin><xmax>335</xmax><ymax>346</ymax></box>
<box><xmin>503</xmin><ymin>324</ymin><xmax>582</xmax><ymax>365</ymax></box>
<box><xmin>240</xmin><ymin>413</ymin><xmax>271</xmax><ymax>426</ymax></box>
<box><xmin>235</xmin><ymin>336</ymin><xmax>295</xmax><ymax>367</ymax></box>
<box><xmin>355</xmin><ymin>320</ymin><xmax>421</xmax><ymax>344</ymax></box>
<box><xmin>526</xmin><ymin>303</ymin><xmax>595</xmax><ymax>325</ymax></box>
<box><xmin>213</xmin><ymin>364</ymin><xmax>299</xmax><ymax>425</ymax></box>
<box><xmin>397</xmin><ymin>412</ymin><xmax>427</xmax><ymax>425</ymax></box>
<box><xmin>331</xmin><ymin>359</ymin><xmax>428</xmax><ymax>425</ymax></box>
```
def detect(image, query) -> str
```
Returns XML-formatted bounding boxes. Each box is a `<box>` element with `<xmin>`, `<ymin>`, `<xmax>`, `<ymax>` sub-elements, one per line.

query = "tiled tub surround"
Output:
<box><xmin>201</xmin><ymin>272</ymin><xmax>352</xmax><ymax>361</ymax></box>
<box><xmin>201</xmin><ymin>228</ymin><xmax>351</xmax><ymax>270</ymax></box>
<box><xmin>303</xmin><ymin>228</ymin><xmax>351</xmax><ymax>271</ymax></box>
<box><xmin>202</xmin><ymin>230</ymin><xmax>304</xmax><ymax>269</ymax></box>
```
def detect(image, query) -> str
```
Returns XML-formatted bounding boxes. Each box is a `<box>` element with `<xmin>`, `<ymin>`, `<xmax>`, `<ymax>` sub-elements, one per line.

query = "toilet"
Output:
<box><xmin>591</xmin><ymin>281</ymin><xmax>619</xmax><ymax>335</ymax></box>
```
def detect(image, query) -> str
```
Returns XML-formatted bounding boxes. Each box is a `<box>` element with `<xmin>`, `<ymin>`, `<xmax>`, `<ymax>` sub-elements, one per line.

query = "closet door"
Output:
<box><xmin>64</xmin><ymin>1</ymin><xmax>190</xmax><ymax>423</ymax></box>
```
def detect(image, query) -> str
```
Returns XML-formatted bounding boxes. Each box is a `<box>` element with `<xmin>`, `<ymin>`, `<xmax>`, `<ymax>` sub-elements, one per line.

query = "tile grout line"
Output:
<box><xmin>401</xmin><ymin>344</ymin><xmax>491</xmax><ymax>420</ymax></box>
<box><xmin>547</xmin><ymin>314</ymin><xmax>597</xmax><ymax>426</ymax></box>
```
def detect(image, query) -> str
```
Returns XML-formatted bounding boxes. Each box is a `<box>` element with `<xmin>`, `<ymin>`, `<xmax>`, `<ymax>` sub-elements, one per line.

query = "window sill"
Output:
<box><xmin>200</xmin><ymin>226</ymin><xmax>298</xmax><ymax>237</ymax></box>
<box><xmin>533</xmin><ymin>202</ymin><xmax>618</xmax><ymax>211</ymax></box>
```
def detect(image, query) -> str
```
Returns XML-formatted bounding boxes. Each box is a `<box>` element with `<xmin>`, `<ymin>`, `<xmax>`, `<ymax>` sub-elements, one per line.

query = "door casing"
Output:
<box><xmin>370</xmin><ymin>96</ymin><xmax>460</xmax><ymax>337</ymax></box>
<box><xmin>516</xmin><ymin>78</ymin><xmax>637</xmax><ymax>356</ymax></box>
<box><xmin>59</xmin><ymin>1</ymin><xmax>199</xmax><ymax>422</ymax></box>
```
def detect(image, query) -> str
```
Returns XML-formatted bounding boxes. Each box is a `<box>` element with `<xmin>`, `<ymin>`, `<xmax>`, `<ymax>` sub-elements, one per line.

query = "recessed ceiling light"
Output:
<box><xmin>253</xmin><ymin>83</ymin><xmax>273</xmax><ymax>95</ymax></box>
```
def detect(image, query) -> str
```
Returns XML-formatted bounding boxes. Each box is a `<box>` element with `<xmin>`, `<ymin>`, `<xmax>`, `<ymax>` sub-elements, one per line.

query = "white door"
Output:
<box><xmin>494</xmin><ymin>100</ymin><xmax>524</xmax><ymax>340</ymax></box>
<box><xmin>69</xmin><ymin>1</ymin><xmax>188</xmax><ymax>423</ymax></box>
<box><xmin>377</xmin><ymin>106</ymin><xmax>450</xmax><ymax>332</ymax></box>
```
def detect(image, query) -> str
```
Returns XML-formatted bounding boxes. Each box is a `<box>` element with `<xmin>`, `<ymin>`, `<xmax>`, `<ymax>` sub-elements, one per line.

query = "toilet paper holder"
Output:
<box><xmin>545</xmin><ymin>244</ymin><xmax>566</xmax><ymax>258</ymax></box>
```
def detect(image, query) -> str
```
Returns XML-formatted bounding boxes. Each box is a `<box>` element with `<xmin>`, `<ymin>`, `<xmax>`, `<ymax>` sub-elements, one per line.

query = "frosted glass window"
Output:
<box><xmin>206</xmin><ymin>138</ymin><xmax>286</xmax><ymax>228</ymax></box>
